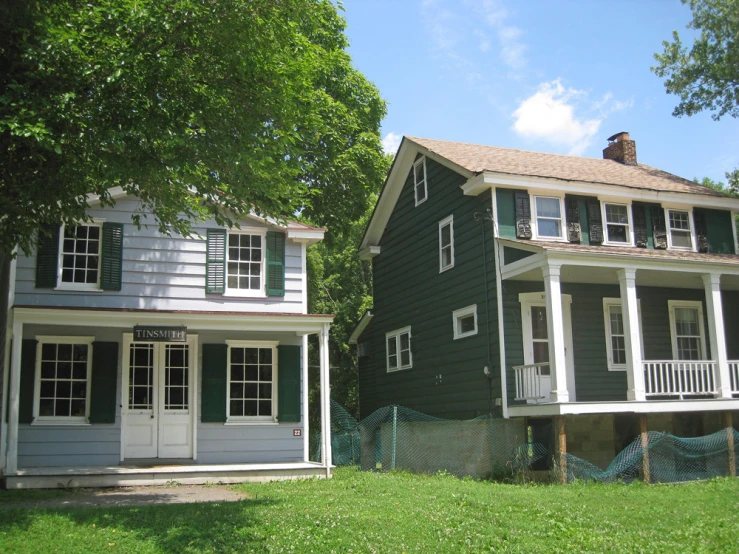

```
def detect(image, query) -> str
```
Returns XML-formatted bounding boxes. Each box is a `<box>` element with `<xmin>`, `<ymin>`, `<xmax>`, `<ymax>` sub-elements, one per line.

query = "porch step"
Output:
<box><xmin>4</xmin><ymin>462</ymin><xmax>329</xmax><ymax>489</ymax></box>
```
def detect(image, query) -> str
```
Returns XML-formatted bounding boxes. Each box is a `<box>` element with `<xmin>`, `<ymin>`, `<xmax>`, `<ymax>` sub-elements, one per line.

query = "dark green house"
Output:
<box><xmin>351</xmin><ymin>133</ymin><xmax>739</xmax><ymax>470</ymax></box>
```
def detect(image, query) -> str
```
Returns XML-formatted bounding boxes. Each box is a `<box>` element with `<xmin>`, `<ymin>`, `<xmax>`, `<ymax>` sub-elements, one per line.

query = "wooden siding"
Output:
<box><xmin>495</xmin><ymin>188</ymin><xmax>516</xmax><ymax>239</ymax></box>
<box><xmin>697</xmin><ymin>207</ymin><xmax>735</xmax><ymax>254</ymax></box>
<box><xmin>504</xmin><ymin>282</ymin><xmax>716</xmax><ymax>404</ymax></box>
<box><xmin>359</xmin><ymin>158</ymin><xmax>499</xmax><ymax>420</ymax></box>
<box><xmin>13</xmin><ymin>196</ymin><xmax>306</xmax><ymax>314</ymax></box>
<box><xmin>16</xmin><ymin>324</ymin><xmax>303</xmax><ymax>467</ymax></box>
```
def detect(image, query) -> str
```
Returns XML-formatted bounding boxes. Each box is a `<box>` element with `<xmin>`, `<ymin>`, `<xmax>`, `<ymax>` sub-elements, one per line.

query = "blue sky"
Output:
<box><xmin>340</xmin><ymin>0</ymin><xmax>739</xmax><ymax>183</ymax></box>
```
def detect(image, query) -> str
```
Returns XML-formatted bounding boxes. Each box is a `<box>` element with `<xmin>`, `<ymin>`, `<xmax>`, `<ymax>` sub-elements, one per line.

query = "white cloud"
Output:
<box><xmin>382</xmin><ymin>132</ymin><xmax>402</xmax><ymax>155</ymax></box>
<box><xmin>475</xmin><ymin>1</ymin><xmax>527</xmax><ymax>71</ymax></box>
<box><xmin>511</xmin><ymin>79</ymin><xmax>633</xmax><ymax>155</ymax></box>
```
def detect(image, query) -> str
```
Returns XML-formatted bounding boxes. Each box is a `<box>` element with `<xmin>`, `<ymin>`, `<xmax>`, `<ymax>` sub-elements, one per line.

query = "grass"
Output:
<box><xmin>0</xmin><ymin>468</ymin><xmax>737</xmax><ymax>553</ymax></box>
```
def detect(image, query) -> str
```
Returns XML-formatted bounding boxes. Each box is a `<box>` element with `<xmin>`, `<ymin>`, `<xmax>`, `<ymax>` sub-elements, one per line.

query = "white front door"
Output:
<box><xmin>520</xmin><ymin>292</ymin><xmax>576</xmax><ymax>403</ymax></box>
<box><xmin>123</xmin><ymin>337</ymin><xmax>197</xmax><ymax>459</ymax></box>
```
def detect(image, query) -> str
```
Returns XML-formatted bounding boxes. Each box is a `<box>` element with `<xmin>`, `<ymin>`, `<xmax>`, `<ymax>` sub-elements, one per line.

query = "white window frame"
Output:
<box><xmin>55</xmin><ymin>220</ymin><xmax>105</xmax><ymax>292</ymax></box>
<box><xmin>224</xmin><ymin>228</ymin><xmax>268</xmax><ymax>298</ymax></box>
<box><xmin>664</xmin><ymin>208</ymin><xmax>696</xmax><ymax>252</ymax></box>
<box><xmin>532</xmin><ymin>195</ymin><xmax>566</xmax><ymax>241</ymax></box>
<box><xmin>414</xmin><ymin>157</ymin><xmax>428</xmax><ymax>206</ymax></box>
<box><xmin>600</xmin><ymin>202</ymin><xmax>634</xmax><ymax>246</ymax></box>
<box><xmin>602</xmin><ymin>298</ymin><xmax>643</xmax><ymax>372</ymax></box>
<box><xmin>438</xmin><ymin>215</ymin><xmax>455</xmax><ymax>272</ymax></box>
<box><xmin>33</xmin><ymin>335</ymin><xmax>94</xmax><ymax>425</ymax></box>
<box><xmin>453</xmin><ymin>304</ymin><xmax>478</xmax><ymax>340</ymax></box>
<box><xmin>225</xmin><ymin>340</ymin><xmax>279</xmax><ymax>424</ymax></box>
<box><xmin>386</xmin><ymin>326</ymin><xmax>412</xmax><ymax>372</ymax></box>
<box><xmin>667</xmin><ymin>300</ymin><xmax>707</xmax><ymax>361</ymax></box>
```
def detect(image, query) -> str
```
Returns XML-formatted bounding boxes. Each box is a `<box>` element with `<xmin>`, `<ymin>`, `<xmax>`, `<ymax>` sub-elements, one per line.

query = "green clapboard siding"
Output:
<box><xmin>496</xmin><ymin>188</ymin><xmax>516</xmax><ymax>239</ymax></box>
<box><xmin>89</xmin><ymin>342</ymin><xmax>119</xmax><ymax>423</ymax></box>
<box><xmin>277</xmin><ymin>345</ymin><xmax>301</xmax><ymax>422</ymax></box>
<box><xmin>698</xmin><ymin>208</ymin><xmax>735</xmax><ymax>254</ymax></box>
<box><xmin>359</xmin><ymin>157</ymin><xmax>499</xmax><ymax>420</ymax></box>
<box><xmin>503</xmin><ymin>246</ymin><xmax>534</xmax><ymax>265</ymax></box>
<box><xmin>19</xmin><ymin>340</ymin><xmax>37</xmax><ymax>424</ymax></box>
<box><xmin>201</xmin><ymin>343</ymin><xmax>228</xmax><ymax>422</ymax></box>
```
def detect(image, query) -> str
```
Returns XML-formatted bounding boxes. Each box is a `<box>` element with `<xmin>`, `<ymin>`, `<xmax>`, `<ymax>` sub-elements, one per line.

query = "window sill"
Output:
<box><xmin>439</xmin><ymin>265</ymin><xmax>454</xmax><ymax>273</ymax></box>
<box><xmin>222</xmin><ymin>291</ymin><xmax>267</xmax><ymax>299</ymax></box>
<box><xmin>532</xmin><ymin>236</ymin><xmax>568</xmax><ymax>243</ymax></box>
<box><xmin>454</xmin><ymin>331</ymin><xmax>478</xmax><ymax>340</ymax></box>
<box><xmin>387</xmin><ymin>366</ymin><xmax>412</xmax><ymax>373</ymax></box>
<box><xmin>602</xmin><ymin>241</ymin><xmax>634</xmax><ymax>247</ymax></box>
<box><xmin>224</xmin><ymin>419</ymin><xmax>278</xmax><ymax>426</ymax></box>
<box><xmin>31</xmin><ymin>420</ymin><xmax>91</xmax><ymax>426</ymax></box>
<box><xmin>415</xmin><ymin>197</ymin><xmax>428</xmax><ymax>207</ymax></box>
<box><xmin>54</xmin><ymin>286</ymin><xmax>103</xmax><ymax>292</ymax></box>
<box><xmin>607</xmin><ymin>366</ymin><xmax>627</xmax><ymax>372</ymax></box>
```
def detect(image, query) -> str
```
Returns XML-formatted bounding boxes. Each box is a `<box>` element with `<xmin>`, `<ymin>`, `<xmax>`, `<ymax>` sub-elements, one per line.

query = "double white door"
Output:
<box><xmin>123</xmin><ymin>338</ymin><xmax>197</xmax><ymax>459</ymax></box>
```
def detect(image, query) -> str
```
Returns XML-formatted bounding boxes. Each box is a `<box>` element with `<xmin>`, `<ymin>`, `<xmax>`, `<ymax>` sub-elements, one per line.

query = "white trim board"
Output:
<box><xmin>507</xmin><ymin>398</ymin><xmax>739</xmax><ymax>417</ymax></box>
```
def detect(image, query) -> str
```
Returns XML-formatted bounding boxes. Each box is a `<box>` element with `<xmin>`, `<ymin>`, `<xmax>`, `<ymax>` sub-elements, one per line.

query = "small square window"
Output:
<box><xmin>414</xmin><ymin>158</ymin><xmax>427</xmax><ymax>206</ymax></box>
<box><xmin>453</xmin><ymin>305</ymin><xmax>478</xmax><ymax>340</ymax></box>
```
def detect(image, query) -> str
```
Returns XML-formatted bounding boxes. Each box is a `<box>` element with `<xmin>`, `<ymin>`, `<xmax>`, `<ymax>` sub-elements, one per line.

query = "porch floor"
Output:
<box><xmin>3</xmin><ymin>461</ymin><xmax>330</xmax><ymax>489</ymax></box>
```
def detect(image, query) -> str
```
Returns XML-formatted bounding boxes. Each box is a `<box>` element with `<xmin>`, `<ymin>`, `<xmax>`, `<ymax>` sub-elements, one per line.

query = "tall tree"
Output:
<box><xmin>0</xmin><ymin>0</ymin><xmax>387</xmax><ymax>254</ymax></box>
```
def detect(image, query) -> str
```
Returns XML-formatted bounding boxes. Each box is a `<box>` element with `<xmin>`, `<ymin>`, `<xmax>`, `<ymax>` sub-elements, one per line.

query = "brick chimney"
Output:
<box><xmin>603</xmin><ymin>132</ymin><xmax>637</xmax><ymax>165</ymax></box>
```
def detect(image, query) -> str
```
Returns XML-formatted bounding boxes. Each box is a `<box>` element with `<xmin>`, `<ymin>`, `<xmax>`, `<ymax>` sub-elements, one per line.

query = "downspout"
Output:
<box><xmin>493</xmin><ymin>224</ymin><xmax>509</xmax><ymax>418</ymax></box>
<box><xmin>475</xmin><ymin>210</ymin><xmax>499</xmax><ymax>416</ymax></box>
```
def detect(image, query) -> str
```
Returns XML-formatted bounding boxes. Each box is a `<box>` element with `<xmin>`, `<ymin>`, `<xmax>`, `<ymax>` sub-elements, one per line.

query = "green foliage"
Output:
<box><xmin>0</xmin><ymin>0</ymin><xmax>386</xmax><ymax>254</ymax></box>
<box><xmin>1</xmin><ymin>469</ymin><xmax>738</xmax><ymax>552</ymax></box>
<box><xmin>652</xmin><ymin>0</ymin><xmax>739</xmax><ymax>120</ymax></box>
<box><xmin>694</xmin><ymin>176</ymin><xmax>728</xmax><ymax>192</ymax></box>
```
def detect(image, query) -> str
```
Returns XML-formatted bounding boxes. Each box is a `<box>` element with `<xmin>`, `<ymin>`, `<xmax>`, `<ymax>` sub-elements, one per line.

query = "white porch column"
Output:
<box><xmin>543</xmin><ymin>264</ymin><xmax>569</xmax><ymax>403</ymax></box>
<box><xmin>318</xmin><ymin>324</ymin><xmax>332</xmax><ymax>474</ymax></box>
<box><xmin>702</xmin><ymin>273</ymin><xmax>731</xmax><ymax>398</ymax></box>
<box><xmin>618</xmin><ymin>268</ymin><xmax>645</xmax><ymax>401</ymax></box>
<box><xmin>5</xmin><ymin>321</ymin><xmax>23</xmax><ymax>474</ymax></box>
<box><xmin>301</xmin><ymin>334</ymin><xmax>310</xmax><ymax>462</ymax></box>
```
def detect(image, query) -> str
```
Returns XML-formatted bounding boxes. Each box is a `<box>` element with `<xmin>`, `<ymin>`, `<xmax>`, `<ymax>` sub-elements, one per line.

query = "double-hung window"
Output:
<box><xmin>603</xmin><ymin>298</ymin><xmax>642</xmax><ymax>371</ymax></box>
<box><xmin>414</xmin><ymin>157</ymin><xmax>427</xmax><ymax>206</ymax></box>
<box><xmin>35</xmin><ymin>336</ymin><xmax>93</xmax><ymax>423</ymax></box>
<box><xmin>602</xmin><ymin>203</ymin><xmax>632</xmax><ymax>245</ymax></box>
<box><xmin>59</xmin><ymin>224</ymin><xmax>102</xmax><ymax>288</ymax></box>
<box><xmin>668</xmin><ymin>301</ymin><xmax>706</xmax><ymax>360</ymax></box>
<box><xmin>226</xmin><ymin>230</ymin><xmax>266</xmax><ymax>295</ymax></box>
<box><xmin>533</xmin><ymin>196</ymin><xmax>564</xmax><ymax>239</ymax></box>
<box><xmin>666</xmin><ymin>209</ymin><xmax>694</xmax><ymax>250</ymax></box>
<box><xmin>386</xmin><ymin>327</ymin><xmax>412</xmax><ymax>372</ymax></box>
<box><xmin>439</xmin><ymin>215</ymin><xmax>454</xmax><ymax>272</ymax></box>
<box><xmin>226</xmin><ymin>341</ymin><xmax>277</xmax><ymax>422</ymax></box>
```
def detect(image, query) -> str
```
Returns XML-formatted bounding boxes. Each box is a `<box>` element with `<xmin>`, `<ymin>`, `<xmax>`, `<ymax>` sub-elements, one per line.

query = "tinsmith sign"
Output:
<box><xmin>133</xmin><ymin>326</ymin><xmax>187</xmax><ymax>342</ymax></box>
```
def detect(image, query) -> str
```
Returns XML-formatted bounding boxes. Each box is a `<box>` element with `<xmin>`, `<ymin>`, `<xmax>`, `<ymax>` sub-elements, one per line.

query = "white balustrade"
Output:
<box><xmin>729</xmin><ymin>361</ymin><xmax>739</xmax><ymax>394</ymax></box>
<box><xmin>513</xmin><ymin>363</ymin><xmax>550</xmax><ymax>401</ymax></box>
<box><xmin>643</xmin><ymin>361</ymin><xmax>717</xmax><ymax>398</ymax></box>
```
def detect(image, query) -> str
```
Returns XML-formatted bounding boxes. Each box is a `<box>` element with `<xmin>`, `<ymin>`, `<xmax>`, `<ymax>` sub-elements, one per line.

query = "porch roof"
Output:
<box><xmin>499</xmin><ymin>238</ymin><xmax>739</xmax><ymax>265</ymax></box>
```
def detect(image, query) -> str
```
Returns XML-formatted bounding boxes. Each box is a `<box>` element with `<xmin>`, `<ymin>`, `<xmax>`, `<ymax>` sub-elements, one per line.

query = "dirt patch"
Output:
<box><xmin>0</xmin><ymin>485</ymin><xmax>250</xmax><ymax>510</ymax></box>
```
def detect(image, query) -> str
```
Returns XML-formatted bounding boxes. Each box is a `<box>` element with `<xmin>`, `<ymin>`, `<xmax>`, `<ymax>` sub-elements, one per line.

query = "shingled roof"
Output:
<box><xmin>407</xmin><ymin>136</ymin><xmax>728</xmax><ymax>198</ymax></box>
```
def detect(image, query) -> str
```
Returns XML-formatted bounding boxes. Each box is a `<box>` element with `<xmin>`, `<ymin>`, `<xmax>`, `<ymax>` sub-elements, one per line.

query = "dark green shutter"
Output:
<box><xmin>587</xmin><ymin>199</ymin><xmax>603</xmax><ymax>244</ymax></box>
<box><xmin>277</xmin><ymin>345</ymin><xmax>301</xmax><ymax>423</ymax></box>
<box><xmin>89</xmin><ymin>342</ymin><xmax>119</xmax><ymax>423</ymax></box>
<box><xmin>201</xmin><ymin>343</ymin><xmax>228</xmax><ymax>422</ymax></box>
<box><xmin>206</xmin><ymin>230</ymin><xmax>226</xmax><ymax>293</ymax></box>
<box><xmin>633</xmin><ymin>204</ymin><xmax>648</xmax><ymax>248</ymax></box>
<box><xmin>565</xmin><ymin>196</ymin><xmax>581</xmax><ymax>243</ymax></box>
<box><xmin>652</xmin><ymin>206</ymin><xmax>668</xmax><ymax>249</ymax></box>
<box><xmin>693</xmin><ymin>210</ymin><xmax>709</xmax><ymax>253</ymax></box>
<box><xmin>35</xmin><ymin>225</ymin><xmax>60</xmax><ymax>288</ymax></box>
<box><xmin>514</xmin><ymin>192</ymin><xmax>532</xmax><ymax>239</ymax></box>
<box><xmin>266</xmin><ymin>231</ymin><xmax>286</xmax><ymax>296</ymax></box>
<box><xmin>100</xmin><ymin>222</ymin><xmax>124</xmax><ymax>291</ymax></box>
<box><xmin>19</xmin><ymin>340</ymin><xmax>37</xmax><ymax>424</ymax></box>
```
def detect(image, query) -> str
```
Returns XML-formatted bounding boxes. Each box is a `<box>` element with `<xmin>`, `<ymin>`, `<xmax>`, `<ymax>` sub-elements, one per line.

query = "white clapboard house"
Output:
<box><xmin>1</xmin><ymin>189</ymin><xmax>334</xmax><ymax>488</ymax></box>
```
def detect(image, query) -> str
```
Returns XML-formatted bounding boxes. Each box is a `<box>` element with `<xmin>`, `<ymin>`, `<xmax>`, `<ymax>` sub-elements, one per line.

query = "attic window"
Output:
<box><xmin>414</xmin><ymin>157</ymin><xmax>427</xmax><ymax>206</ymax></box>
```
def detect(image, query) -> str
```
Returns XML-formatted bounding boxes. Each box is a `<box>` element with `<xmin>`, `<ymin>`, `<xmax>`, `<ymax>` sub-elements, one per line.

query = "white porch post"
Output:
<box><xmin>302</xmin><ymin>334</ymin><xmax>310</xmax><ymax>462</ymax></box>
<box><xmin>318</xmin><ymin>324</ymin><xmax>332</xmax><ymax>474</ymax></box>
<box><xmin>543</xmin><ymin>264</ymin><xmax>569</xmax><ymax>403</ymax></box>
<box><xmin>5</xmin><ymin>321</ymin><xmax>23</xmax><ymax>474</ymax></box>
<box><xmin>702</xmin><ymin>273</ymin><xmax>731</xmax><ymax>398</ymax></box>
<box><xmin>618</xmin><ymin>268</ymin><xmax>645</xmax><ymax>401</ymax></box>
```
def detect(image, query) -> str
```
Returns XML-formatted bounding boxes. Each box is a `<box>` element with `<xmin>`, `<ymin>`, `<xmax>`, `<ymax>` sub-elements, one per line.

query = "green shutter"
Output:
<box><xmin>100</xmin><ymin>222</ymin><xmax>124</xmax><ymax>291</ymax></box>
<box><xmin>19</xmin><ymin>340</ymin><xmax>37</xmax><ymax>424</ymax></box>
<box><xmin>206</xmin><ymin>230</ymin><xmax>226</xmax><ymax>293</ymax></box>
<box><xmin>201</xmin><ymin>343</ymin><xmax>228</xmax><ymax>422</ymax></box>
<box><xmin>266</xmin><ymin>231</ymin><xmax>286</xmax><ymax>296</ymax></box>
<box><xmin>89</xmin><ymin>342</ymin><xmax>119</xmax><ymax>423</ymax></box>
<box><xmin>35</xmin><ymin>225</ymin><xmax>60</xmax><ymax>288</ymax></box>
<box><xmin>277</xmin><ymin>344</ymin><xmax>301</xmax><ymax>423</ymax></box>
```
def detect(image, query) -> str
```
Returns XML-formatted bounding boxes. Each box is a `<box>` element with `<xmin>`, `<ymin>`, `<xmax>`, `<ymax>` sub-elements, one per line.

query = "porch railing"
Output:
<box><xmin>513</xmin><ymin>362</ymin><xmax>550</xmax><ymax>401</ymax></box>
<box><xmin>729</xmin><ymin>361</ymin><xmax>739</xmax><ymax>394</ymax></box>
<box><xmin>643</xmin><ymin>361</ymin><xmax>717</xmax><ymax>398</ymax></box>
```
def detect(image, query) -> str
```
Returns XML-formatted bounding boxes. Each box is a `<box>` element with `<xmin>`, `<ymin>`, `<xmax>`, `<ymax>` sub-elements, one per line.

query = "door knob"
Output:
<box><xmin>150</xmin><ymin>414</ymin><xmax>154</xmax><ymax>419</ymax></box>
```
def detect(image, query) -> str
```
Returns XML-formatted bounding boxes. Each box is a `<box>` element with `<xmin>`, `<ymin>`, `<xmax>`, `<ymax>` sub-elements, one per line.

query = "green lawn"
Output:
<box><xmin>0</xmin><ymin>468</ymin><xmax>737</xmax><ymax>553</ymax></box>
